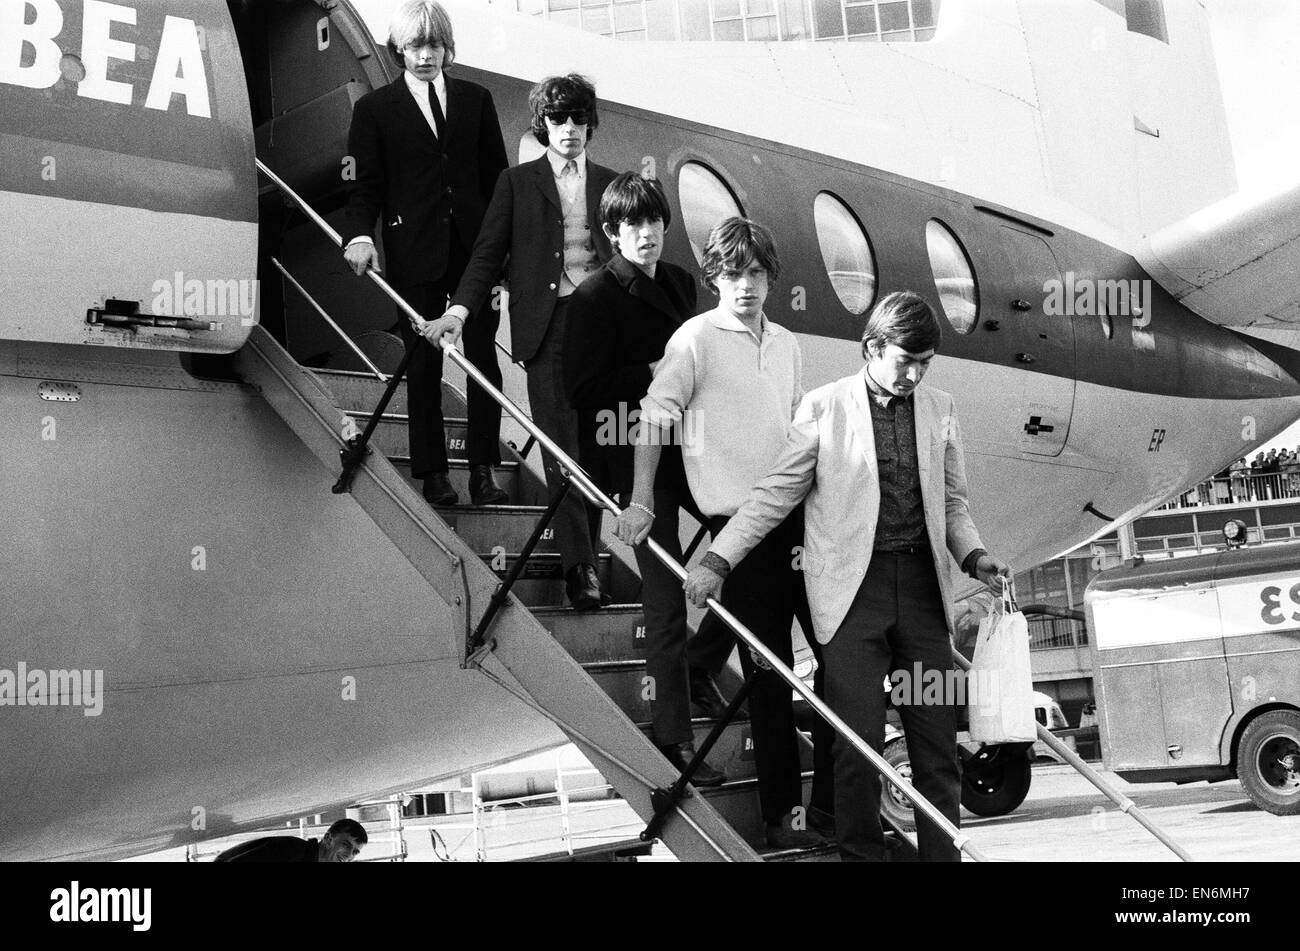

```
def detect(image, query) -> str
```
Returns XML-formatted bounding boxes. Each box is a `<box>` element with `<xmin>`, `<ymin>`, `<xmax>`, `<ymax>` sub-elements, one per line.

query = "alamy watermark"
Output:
<box><xmin>889</xmin><ymin>663</ymin><xmax>1002</xmax><ymax>713</ymax></box>
<box><xmin>595</xmin><ymin>403</ymin><xmax>702</xmax><ymax>455</ymax></box>
<box><xmin>0</xmin><ymin>663</ymin><xmax>104</xmax><ymax>716</ymax></box>
<box><xmin>1042</xmin><ymin>271</ymin><xmax>1151</xmax><ymax>320</ymax></box>
<box><xmin>151</xmin><ymin>271</ymin><xmax>258</xmax><ymax>325</ymax></box>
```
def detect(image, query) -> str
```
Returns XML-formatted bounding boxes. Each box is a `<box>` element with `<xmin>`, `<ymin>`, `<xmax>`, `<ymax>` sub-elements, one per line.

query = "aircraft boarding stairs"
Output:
<box><xmin>242</xmin><ymin>161</ymin><xmax>941</xmax><ymax>862</ymax></box>
<box><xmin>306</xmin><ymin>359</ymin><xmax>899</xmax><ymax>862</ymax></box>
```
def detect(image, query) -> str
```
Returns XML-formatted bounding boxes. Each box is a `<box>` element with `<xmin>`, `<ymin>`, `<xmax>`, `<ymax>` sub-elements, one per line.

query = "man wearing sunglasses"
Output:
<box><xmin>423</xmin><ymin>75</ymin><xmax>616</xmax><ymax>611</ymax></box>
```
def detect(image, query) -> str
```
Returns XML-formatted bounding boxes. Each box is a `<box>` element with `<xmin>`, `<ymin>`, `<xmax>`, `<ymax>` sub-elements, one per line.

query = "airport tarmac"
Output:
<box><xmin>139</xmin><ymin>761</ymin><xmax>1291</xmax><ymax>862</ymax></box>
<box><xmin>960</xmin><ymin>764</ymin><xmax>1293</xmax><ymax>862</ymax></box>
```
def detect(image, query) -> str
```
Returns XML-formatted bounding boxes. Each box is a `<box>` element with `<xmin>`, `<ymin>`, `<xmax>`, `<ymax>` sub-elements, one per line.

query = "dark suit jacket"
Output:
<box><xmin>452</xmin><ymin>154</ymin><xmax>616</xmax><ymax>364</ymax></box>
<box><xmin>341</xmin><ymin>74</ymin><xmax>507</xmax><ymax>292</ymax></box>
<box><xmin>563</xmin><ymin>254</ymin><xmax>698</xmax><ymax>494</ymax></box>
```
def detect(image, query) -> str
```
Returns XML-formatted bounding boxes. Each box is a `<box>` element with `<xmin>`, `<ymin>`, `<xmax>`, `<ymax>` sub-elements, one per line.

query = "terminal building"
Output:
<box><xmin>485</xmin><ymin>0</ymin><xmax>943</xmax><ymax>43</ymax></box>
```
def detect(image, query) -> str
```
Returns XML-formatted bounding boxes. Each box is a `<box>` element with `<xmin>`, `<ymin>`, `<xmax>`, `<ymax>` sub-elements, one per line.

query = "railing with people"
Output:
<box><xmin>254</xmin><ymin>158</ymin><xmax>1192</xmax><ymax>862</ymax></box>
<box><xmin>1157</xmin><ymin>471</ymin><xmax>1300</xmax><ymax>511</ymax></box>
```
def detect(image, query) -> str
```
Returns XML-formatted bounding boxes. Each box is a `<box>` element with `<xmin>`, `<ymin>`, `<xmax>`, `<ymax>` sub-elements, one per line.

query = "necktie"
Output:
<box><xmin>561</xmin><ymin>160</ymin><xmax>577</xmax><ymax>206</ymax></box>
<box><xmin>427</xmin><ymin>82</ymin><xmax>446</xmax><ymax>142</ymax></box>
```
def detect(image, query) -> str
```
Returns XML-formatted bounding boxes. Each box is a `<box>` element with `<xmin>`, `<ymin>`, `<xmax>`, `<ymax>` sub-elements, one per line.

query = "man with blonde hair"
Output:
<box><xmin>341</xmin><ymin>0</ymin><xmax>510</xmax><ymax>507</ymax></box>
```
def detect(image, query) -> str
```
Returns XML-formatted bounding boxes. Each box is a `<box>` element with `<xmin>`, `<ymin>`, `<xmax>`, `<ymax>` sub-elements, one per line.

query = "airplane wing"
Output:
<box><xmin>1137</xmin><ymin>182</ymin><xmax>1300</xmax><ymax>329</ymax></box>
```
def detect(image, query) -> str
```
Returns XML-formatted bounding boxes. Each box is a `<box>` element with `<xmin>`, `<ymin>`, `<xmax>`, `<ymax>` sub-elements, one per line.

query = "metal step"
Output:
<box><xmin>479</xmin><ymin>552</ymin><xmax>614</xmax><ymax>608</ymax></box>
<box><xmin>696</xmin><ymin>774</ymin><xmax>814</xmax><ymax>847</ymax></box>
<box><xmin>532</xmin><ymin>604</ymin><xmax>648</xmax><ymax>663</ymax></box>
<box><xmin>312</xmin><ymin>367</ymin><xmax>477</xmax><ymax>415</ymax></box>
<box><xmin>695</xmin><ymin>773</ymin><xmax>914</xmax><ymax>861</ymax></box>
<box><xmin>389</xmin><ymin>456</ymin><xmax>544</xmax><ymax>506</ymax></box>
<box><xmin>312</xmin><ymin>367</ymin><xmax>411</xmax><ymax>414</ymax></box>
<box><xmin>442</xmin><ymin>504</ymin><xmax>564</xmax><ymax>555</ymax></box>
<box><xmin>582</xmin><ymin>660</ymin><xmax>654</xmax><ymax>724</ymax></box>
<box><xmin>654</xmin><ymin>718</ymin><xmax>813</xmax><ymax>783</ymax></box>
<box><xmin>342</xmin><ymin>411</ymin><xmax>471</xmax><ymax>461</ymax></box>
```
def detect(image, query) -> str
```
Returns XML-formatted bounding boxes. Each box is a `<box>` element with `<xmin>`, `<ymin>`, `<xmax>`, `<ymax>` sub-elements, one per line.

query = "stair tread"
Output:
<box><xmin>533</xmin><ymin>603</ymin><xmax>642</xmax><ymax>615</ymax></box>
<box><xmin>344</xmin><ymin>409</ymin><xmax>468</xmax><ymax>425</ymax></box>
<box><xmin>388</xmin><ymin>456</ymin><xmax>520</xmax><ymax>470</ymax></box>
<box><xmin>760</xmin><ymin>843</ymin><xmax>841</xmax><ymax>862</ymax></box>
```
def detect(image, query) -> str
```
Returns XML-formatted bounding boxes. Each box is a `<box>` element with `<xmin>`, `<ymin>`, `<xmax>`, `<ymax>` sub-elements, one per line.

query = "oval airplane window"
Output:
<box><xmin>925</xmin><ymin>219</ymin><xmax>978</xmax><ymax>334</ymax></box>
<box><xmin>814</xmin><ymin>192</ymin><xmax>876</xmax><ymax>315</ymax></box>
<box><xmin>677</xmin><ymin>162</ymin><xmax>744</xmax><ymax>265</ymax></box>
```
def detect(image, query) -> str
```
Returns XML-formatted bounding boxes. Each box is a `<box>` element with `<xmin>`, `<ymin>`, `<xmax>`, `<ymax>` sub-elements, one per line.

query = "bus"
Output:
<box><xmin>1085</xmin><ymin>531</ymin><xmax>1300</xmax><ymax>816</ymax></box>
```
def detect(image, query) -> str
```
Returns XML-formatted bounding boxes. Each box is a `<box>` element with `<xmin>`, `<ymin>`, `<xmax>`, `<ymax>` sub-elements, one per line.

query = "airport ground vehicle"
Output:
<box><xmin>1086</xmin><ymin>542</ymin><xmax>1300</xmax><ymax>816</ymax></box>
<box><xmin>876</xmin><ymin>692</ymin><xmax>1068</xmax><ymax>830</ymax></box>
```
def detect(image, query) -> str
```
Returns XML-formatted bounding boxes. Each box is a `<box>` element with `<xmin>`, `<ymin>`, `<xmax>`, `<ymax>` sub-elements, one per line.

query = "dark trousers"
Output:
<box><xmin>524</xmin><ymin>299</ymin><xmax>599</xmax><ymax>572</ymax></box>
<box><xmin>397</xmin><ymin>238</ymin><xmax>502</xmax><ymax>477</ymax></box>
<box><xmin>822</xmin><ymin>550</ymin><xmax>961</xmax><ymax>862</ymax></box>
<box><xmin>708</xmin><ymin>509</ymin><xmax>818</xmax><ymax>825</ymax></box>
<box><xmin>629</xmin><ymin>463</ymin><xmax>735</xmax><ymax>747</ymax></box>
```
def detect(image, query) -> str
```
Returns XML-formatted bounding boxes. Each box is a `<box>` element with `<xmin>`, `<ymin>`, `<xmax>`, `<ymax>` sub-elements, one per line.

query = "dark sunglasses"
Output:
<box><xmin>543</xmin><ymin>109</ymin><xmax>590</xmax><ymax>126</ymax></box>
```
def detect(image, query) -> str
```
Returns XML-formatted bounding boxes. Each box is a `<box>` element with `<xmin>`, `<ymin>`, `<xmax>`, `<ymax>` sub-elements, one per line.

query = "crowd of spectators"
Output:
<box><xmin>1195</xmin><ymin>448</ymin><xmax>1300</xmax><ymax>505</ymax></box>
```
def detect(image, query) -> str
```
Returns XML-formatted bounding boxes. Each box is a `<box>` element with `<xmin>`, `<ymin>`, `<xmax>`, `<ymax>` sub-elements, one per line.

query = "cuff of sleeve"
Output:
<box><xmin>700</xmin><ymin>551</ymin><xmax>731</xmax><ymax>578</ymax></box>
<box><xmin>345</xmin><ymin>236</ymin><xmax>375</xmax><ymax>248</ymax></box>
<box><xmin>961</xmin><ymin>548</ymin><xmax>987</xmax><ymax>579</ymax></box>
<box><xmin>638</xmin><ymin>395</ymin><xmax>683</xmax><ymax>431</ymax></box>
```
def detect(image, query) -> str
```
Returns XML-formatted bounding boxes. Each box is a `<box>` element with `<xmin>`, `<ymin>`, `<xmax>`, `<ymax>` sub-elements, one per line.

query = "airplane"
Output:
<box><xmin>1</xmin><ymin>0</ymin><xmax>1297</xmax><ymax>861</ymax></box>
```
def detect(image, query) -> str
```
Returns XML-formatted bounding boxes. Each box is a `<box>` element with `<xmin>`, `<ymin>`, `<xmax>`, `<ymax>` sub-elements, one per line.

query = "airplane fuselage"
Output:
<box><xmin>2</xmin><ymin>0</ymin><xmax>1298</xmax><ymax>860</ymax></box>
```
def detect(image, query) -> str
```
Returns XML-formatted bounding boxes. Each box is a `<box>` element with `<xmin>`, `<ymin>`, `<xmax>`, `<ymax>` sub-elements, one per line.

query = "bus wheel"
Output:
<box><xmin>961</xmin><ymin>746</ymin><xmax>1032</xmax><ymax>817</ymax></box>
<box><xmin>879</xmin><ymin>740</ymin><xmax>917</xmax><ymax>831</ymax></box>
<box><xmin>1237</xmin><ymin>711</ymin><xmax>1300</xmax><ymax>816</ymax></box>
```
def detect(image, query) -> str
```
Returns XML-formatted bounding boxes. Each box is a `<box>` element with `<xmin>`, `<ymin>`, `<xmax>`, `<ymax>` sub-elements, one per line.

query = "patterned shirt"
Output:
<box><xmin>864</xmin><ymin>370</ymin><xmax>928</xmax><ymax>551</ymax></box>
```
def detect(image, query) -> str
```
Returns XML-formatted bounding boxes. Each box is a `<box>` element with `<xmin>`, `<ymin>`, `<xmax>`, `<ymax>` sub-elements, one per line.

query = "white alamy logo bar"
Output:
<box><xmin>50</xmin><ymin>882</ymin><xmax>151</xmax><ymax>932</ymax></box>
<box><xmin>0</xmin><ymin>663</ymin><xmax>104</xmax><ymax>716</ymax></box>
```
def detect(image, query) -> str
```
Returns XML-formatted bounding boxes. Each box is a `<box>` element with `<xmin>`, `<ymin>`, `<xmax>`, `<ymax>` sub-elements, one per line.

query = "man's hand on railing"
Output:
<box><xmin>343</xmin><ymin>241</ymin><xmax>380</xmax><ymax>276</ymax></box>
<box><xmin>420</xmin><ymin>312</ymin><xmax>465</xmax><ymax>346</ymax></box>
<box><xmin>684</xmin><ymin>563</ymin><xmax>725</xmax><ymax>608</ymax></box>
<box><xmin>614</xmin><ymin>504</ymin><xmax>655</xmax><ymax>546</ymax></box>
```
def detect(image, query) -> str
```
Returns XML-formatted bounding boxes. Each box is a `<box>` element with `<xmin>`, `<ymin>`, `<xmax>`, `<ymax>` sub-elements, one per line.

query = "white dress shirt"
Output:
<box><xmin>405</xmin><ymin>68</ymin><xmax>447</xmax><ymax>137</ymax></box>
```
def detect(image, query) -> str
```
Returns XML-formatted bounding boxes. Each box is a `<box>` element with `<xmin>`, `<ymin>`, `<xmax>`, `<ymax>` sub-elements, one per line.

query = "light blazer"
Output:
<box><xmin>710</xmin><ymin>369</ymin><xmax>985</xmax><ymax>645</ymax></box>
<box><xmin>452</xmin><ymin>154</ymin><xmax>616</xmax><ymax>364</ymax></box>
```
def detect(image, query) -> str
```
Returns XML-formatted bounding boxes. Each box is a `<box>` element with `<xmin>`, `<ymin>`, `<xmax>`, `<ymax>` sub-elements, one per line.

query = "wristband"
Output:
<box><xmin>627</xmin><ymin>501</ymin><xmax>655</xmax><ymax>520</ymax></box>
<box><xmin>699</xmin><ymin>551</ymin><xmax>732</xmax><ymax>578</ymax></box>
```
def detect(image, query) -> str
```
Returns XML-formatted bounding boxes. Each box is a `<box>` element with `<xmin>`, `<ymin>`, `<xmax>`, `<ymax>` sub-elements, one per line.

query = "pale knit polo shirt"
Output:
<box><xmin>545</xmin><ymin>150</ymin><xmax>598</xmax><ymax>297</ymax></box>
<box><xmin>640</xmin><ymin>306</ymin><xmax>803</xmax><ymax>517</ymax></box>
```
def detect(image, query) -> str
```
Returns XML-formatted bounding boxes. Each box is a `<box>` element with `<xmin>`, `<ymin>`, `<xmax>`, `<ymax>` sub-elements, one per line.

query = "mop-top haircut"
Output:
<box><xmin>599</xmin><ymin>173</ymin><xmax>673</xmax><ymax>233</ymax></box>
<box><xmin>388</xmin><ymin>0</ymin><xmax>456</xmax><ymax>68</ymax></box>
<box><xmin>700</xmin><ymin>217</ymin><xmax>780</xmax><ymax>292</ymax></box>
<box><xmin>529</xmin><ymin>74</ymin><xmax>599</xmax><ymax>145</ymax></box>
<box><xmin>861</xmin><ymin>290</ymin><xmax>943</xmax><ymax>358</ymax></box>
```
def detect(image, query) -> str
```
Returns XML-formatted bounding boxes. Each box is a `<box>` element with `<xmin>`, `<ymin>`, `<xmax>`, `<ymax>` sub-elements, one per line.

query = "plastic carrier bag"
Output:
<box><xmin>968</xmin><ymin>577</ymin><xmax>1037</xmax><ymax>744</ymax></box>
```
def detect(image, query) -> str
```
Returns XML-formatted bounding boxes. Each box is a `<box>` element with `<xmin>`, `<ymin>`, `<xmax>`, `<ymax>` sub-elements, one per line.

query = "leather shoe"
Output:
<box><xmin>564</xmin><ymin>562</ymin><xmax>602</xmax><ymax>611</ymax></box>
<box><xmin>657</xmin><ymin>741</ymin><xmax>726</xmax><ymax>787</ymax></box>
<box><xmin>807</xmin><ymin>805</ymin><xmax>836</xmax><ymax>840</ymax></box>
<box><xmin>688</xmin><ymin>667</ymin><xmax>733</xmax><ymax>720</ymax></box>
<box><xmin>469</xmin><ymin>465</ymin><xmax>509</xmax><ymax>505</ymax></box>
<box><xmin>422</xmin><ymin>472</ymin><xmax>458</xmax><ymax>507</ymax></box>
<box><xmin>765</xmin><ymin>813</ymin><xmax>830</xmax><ymax>850</ymax></box>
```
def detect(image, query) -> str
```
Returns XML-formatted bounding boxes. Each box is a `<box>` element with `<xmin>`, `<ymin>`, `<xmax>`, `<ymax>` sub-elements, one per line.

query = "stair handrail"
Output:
<box><xmin>256</xmin><ymin>157</ymin><xmax>987</xmax><ymax>861</ymax></box>
<box><xmin>271</xmin><ymin>256</ymin><xmax>389</xmax><ymax>382</ymax></box>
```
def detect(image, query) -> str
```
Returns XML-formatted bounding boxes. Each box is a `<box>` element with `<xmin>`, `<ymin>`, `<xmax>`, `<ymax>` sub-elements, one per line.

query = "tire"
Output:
<box><xmin>879</xmin><ymin>740</ymin><xmax>917</xmax><ymax>831</ymax></box>
<box><xmin>1236</xmin><ymin>710</ymin><xmax>1300</xmax><ymax>816</ymax></box>
<box><xmin>960</xmin><ymin>745</ymin><xmax>1032</xmax><ymax>817</ymax></box>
